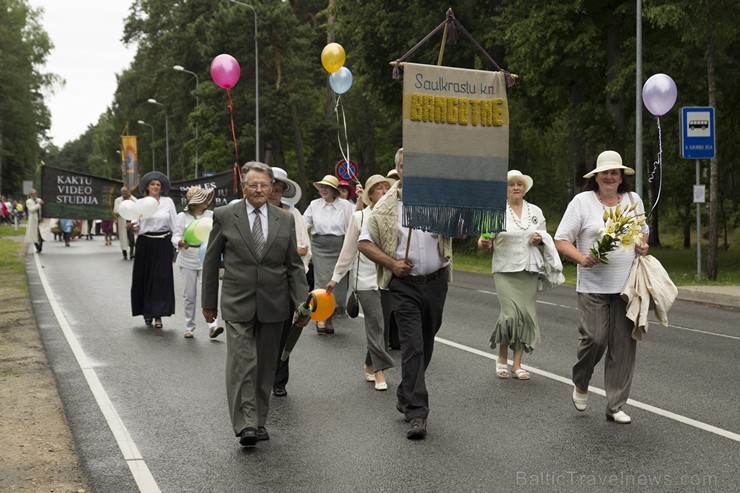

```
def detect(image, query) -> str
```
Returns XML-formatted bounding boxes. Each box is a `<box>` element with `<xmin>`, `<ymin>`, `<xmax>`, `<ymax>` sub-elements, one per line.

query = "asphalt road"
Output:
<box><xmin>27</xmin><ymin>239</ymin><xmax>739</xmax><ymax>492</ymax></box>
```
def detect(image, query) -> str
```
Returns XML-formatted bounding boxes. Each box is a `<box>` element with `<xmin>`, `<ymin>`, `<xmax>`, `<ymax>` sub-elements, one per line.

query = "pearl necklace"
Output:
<box><xmin>596</xmin><ymin>192</ymin><xmax>622</xmax><ymax>209</ymax></box>
<box><xmin>507</xmin><ymin>200</ymin><xmax>532</xmax><ymax>230</ymax></box>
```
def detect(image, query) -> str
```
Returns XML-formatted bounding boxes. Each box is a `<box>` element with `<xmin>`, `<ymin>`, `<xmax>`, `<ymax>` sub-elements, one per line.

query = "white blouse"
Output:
<box><xmin>133</xmin><ymin>196</ymin><xmax>177</xmax><ymax>235</ymax></box>
<box><xmin>172</xmin><ymin>209</ymin><xmax>214</xmax><ymax>270</ymax></box>
<box><xmin>303</xmin><ymin>198</ymin><xmax>355</xmax><ymax>235</ymax></box>
<box><xmin>331</xmin><ymin>208</ymin><xmax>377</xmax><ymax>290</ymax></box>
<box><xmin>554</xmin><ymin>191</ymin><xmax>649</xmax><ymax>294</ymax></box>
<box><xmin>491</xmin><ymin>201</ymin><xmax>547</xmax><ymax>274</ymax></box>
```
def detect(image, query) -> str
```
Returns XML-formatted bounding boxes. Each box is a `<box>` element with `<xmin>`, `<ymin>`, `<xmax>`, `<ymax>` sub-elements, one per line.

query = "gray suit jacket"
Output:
<box><xmin>202</xmin><ymin>199</ymin><xmax>308</xmax><ymax>323</ymax></box>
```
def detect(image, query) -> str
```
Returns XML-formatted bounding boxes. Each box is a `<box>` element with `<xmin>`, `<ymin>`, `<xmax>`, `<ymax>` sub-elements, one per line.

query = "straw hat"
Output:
<box><xmin>185</xmin><ymin>186</ymin><xmax>215</xmax><ymax>207</ymax></box>
<box><xmin>313</xmin><ymin>175</ymin><xmax>340</xmax><ymax>192</ymax></box>
<box><xmin>138</xmin><ymin>171</ymin><xmax>170</xmax><ymax>196</ymax></box>
<box><xmin>362</xmin><ymin>175</ymin><xmax>392</xmax><ymax>207</ymax></box>
<box><xmin>507</xmin><ymin>170</ymin><xmax>533</xmax><ymax>193</ymax></box>
<box><xmin>583</xmin><ymin>150</ymin><xmax>635</xmax><ymax>179</ymax></box>
<box><xmin>271</xmin><ymin>167</ymin><xmax>302</xmax><ymax>203</ymax></box>
<box><xmin>387</xmin><ymin>169</ymin><xmax>399</xmax><ymax>181</ymax></box>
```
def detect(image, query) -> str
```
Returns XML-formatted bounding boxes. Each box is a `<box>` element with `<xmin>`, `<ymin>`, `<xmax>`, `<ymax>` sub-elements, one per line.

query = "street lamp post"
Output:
<box><xmin>147</xmin><ymin>99</ymin><xmax>170</xmax><ymax>178</ymax></box>
<box><xmin>227</xmin><ymin>0</ymin><xmax>259</xmax><ymax>161</ymax></box>
<box><xmin>173</xmin><ymin>65</ymin><xmax>200</xmax><ymax>177</ymax></box>
<box><xmin>137</xmin><ymin>120</ymin><xmax>156</xmax><ymax>172</ymax></box>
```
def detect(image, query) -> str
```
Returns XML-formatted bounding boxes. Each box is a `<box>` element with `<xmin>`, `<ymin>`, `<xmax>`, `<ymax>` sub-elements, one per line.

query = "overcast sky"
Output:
<box><xmin>28</xmin><ymin>0</ymin><xmax>138</xmax><ymax>147</ymax></box>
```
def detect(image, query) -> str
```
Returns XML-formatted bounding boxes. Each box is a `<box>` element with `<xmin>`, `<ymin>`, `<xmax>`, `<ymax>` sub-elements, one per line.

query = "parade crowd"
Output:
<box><xmin>23</xmin><ymin>149</ymin><xmax>652</xmax><ymax>446</ymax></box>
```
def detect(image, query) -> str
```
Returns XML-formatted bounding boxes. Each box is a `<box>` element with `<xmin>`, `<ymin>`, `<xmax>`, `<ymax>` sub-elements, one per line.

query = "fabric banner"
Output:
<box><xmin>41</xmin><ymin>166</ymin><xmax>121</xmax><ymax>220</ymax></box>
<box><xmin>41</xmin><ymin>166</ymin><xmax>239</xmax><ymax>219</ymax></box>
<box><xmin>121</xmin><ymin>135</ymin><xmax>139</xmax><ymax>190</ymax></box>
<box><xmin>402</xmin><ymin>62</ymin><xmax>509</xmax><ymax>236</ymax></box>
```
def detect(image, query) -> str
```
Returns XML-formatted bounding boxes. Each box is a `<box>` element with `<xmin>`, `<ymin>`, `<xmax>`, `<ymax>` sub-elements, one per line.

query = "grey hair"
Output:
<box><xmin>241</xmin><ymin>161</ymin><xmax>274</xmax><ymax>183</ymax></box>
<box><xmin>394</xmin><ymin>147</ymin><xmax>403</xmax><ymax>167</ymax></box>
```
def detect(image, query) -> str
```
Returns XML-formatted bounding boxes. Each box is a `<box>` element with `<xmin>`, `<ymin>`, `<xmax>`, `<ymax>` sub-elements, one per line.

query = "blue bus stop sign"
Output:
<box><xmin>680</xmin><ymin>107</ymin><xmax>715</xmax><ymax>159</ymax></box>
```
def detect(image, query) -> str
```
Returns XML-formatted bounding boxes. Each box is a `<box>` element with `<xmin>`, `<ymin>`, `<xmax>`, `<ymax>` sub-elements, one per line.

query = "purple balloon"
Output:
<box><xmin>210</xmin><ymin>54</ymin><xmax>240</xmax><ymax>89</ymax></box>
<box><xmin>642</xmin><ymin>73</ymin><xmax>677</xmax><ymax>117</ymax></box>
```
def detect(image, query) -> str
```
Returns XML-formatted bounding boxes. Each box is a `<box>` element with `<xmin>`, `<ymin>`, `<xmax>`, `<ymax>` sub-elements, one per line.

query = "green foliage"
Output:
<box><xmin>0</xmin><ymin>0</ymin><xmax>56</xmax><ymax>195</ymax></box>
<box><xmin>7</xmin><ymin>0</ymin><xmax>737</xmax><ymax>272</ymax></box>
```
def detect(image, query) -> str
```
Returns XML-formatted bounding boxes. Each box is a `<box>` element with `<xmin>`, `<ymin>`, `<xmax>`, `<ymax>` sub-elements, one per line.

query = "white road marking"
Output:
<box><xmin>474</xmin><ymin>289</ymin><xmax>738</xmax><ymax>340</ymax></box>
<box><xmin>435</xmin><ymin>335</ymin><xmax>740</xmax><ymax>443</ymax></box>
<box><xmin>34</xmin><ymin>254</ymin><xmax>161</xmax><ymax>493</ymax></box>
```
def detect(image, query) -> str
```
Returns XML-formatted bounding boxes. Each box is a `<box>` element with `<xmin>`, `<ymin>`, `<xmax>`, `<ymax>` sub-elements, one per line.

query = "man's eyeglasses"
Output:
<box><xmin>244</xmin><ymin>183</ymin><xmax>272</xmax><ymax>191</ymax></box>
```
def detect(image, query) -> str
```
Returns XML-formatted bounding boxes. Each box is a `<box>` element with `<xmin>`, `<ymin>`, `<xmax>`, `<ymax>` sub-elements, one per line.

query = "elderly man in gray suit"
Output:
<box><xmin>202</xmin><ymin>161</ymin><xmax>308</xmax><ymax>448</ymax></box>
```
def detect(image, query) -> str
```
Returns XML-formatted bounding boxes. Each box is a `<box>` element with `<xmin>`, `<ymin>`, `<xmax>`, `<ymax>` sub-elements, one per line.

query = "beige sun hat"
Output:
<box><xmin>584</xmin><ymin>150</ymin><xmax>635</xmax><ymax>179</ymax></box>
<box><xmin>362</xmin><ymin>174</ymin><xmax>392</xmax><ymax>207</ymax></box>
<box><xmin>313</xmin><ymin>174</ymin><xmax>340</xmax><ymax>192</ymax></box>
<box><xmin>507</xmin><ymin>170</ymin><xmax>533</xmax><ymax>193</ymax></box>
<box><xmin>185</xmin><ymin>186</ymin><xmax>215</xmax><ymax>206</ymax></box>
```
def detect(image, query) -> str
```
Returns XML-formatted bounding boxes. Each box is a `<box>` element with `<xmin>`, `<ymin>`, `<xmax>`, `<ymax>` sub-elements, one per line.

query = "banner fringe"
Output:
<box><xmin>402</xmin><ymin>205</ymin><xmax>506</xmax><ymax>237</ymax></box>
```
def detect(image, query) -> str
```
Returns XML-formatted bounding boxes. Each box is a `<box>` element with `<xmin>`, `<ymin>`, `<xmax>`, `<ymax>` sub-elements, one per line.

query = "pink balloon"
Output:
<box><xmin>642</xmin><ymin>73</ymin><xmax>677</xmax><ymax>117</ymax></box>
<box><xmin>210</xmin><ymin>54</ymin><xmax>240</xmax><ymax>89</ymax></box>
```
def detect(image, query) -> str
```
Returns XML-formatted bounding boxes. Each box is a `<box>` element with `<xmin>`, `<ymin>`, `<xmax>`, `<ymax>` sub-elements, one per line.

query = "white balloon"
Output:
<box><xmin>118</xmin><ymin>200</ymin><xmax>139</xmax><ymax>221</ymax></box>
<box><xmin>137</xmin><ymin>196</ymin><xmax>159</xmax><ymax>218</ymax></box>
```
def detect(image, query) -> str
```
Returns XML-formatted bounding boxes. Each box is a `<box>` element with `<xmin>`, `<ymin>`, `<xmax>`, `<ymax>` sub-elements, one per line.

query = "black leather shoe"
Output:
<box><xmin>273</xmin><ymin>387</ymin><xmax>287</xmax><ymax>397</ymax></box>
<box><xmin>257</xmin><ymin>426</ymin><xmax>270</xmax><ymax>441</ymax></box>
<box><xmin>239</xmin><ymin>427</ymin><xmax>258</xmax><ymax>447</ymax></box>
<box><xmin>406</xmin><ymin>417</ymin><xmax>427</xmax><ymax>440</ymax></box>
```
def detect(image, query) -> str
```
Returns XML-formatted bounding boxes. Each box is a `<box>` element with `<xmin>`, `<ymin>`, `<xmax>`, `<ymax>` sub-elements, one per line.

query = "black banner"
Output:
<box><xmin>41</xmin><ymin>166</ymin><xmax>240</xmax><ymax>219</ymax></box>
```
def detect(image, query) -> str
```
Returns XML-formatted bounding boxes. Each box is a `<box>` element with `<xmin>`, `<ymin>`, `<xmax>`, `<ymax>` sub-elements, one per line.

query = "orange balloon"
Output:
<box><xmin>309</xmin><ymin>288</ymin><xmax>336</xmax><ymax>321</ymax></box>
<box><xmin>321</xmin><ymin>43</ymin><xmax>346</xmax><ymax>73</ymax></box>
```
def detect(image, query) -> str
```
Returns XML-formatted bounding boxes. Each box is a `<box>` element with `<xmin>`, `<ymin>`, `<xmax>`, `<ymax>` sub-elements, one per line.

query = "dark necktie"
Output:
<box><xmin>252</xmin><ymin>208</ymin><xmax>265</xmax><ymax>257</ymax></box>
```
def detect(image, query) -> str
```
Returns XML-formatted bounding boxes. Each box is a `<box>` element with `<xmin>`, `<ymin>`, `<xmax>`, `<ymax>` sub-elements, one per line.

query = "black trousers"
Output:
<box><xmin>389</xmin><ymin>276</ymin><xmax>448</xmax><ymax>420</ymax></box>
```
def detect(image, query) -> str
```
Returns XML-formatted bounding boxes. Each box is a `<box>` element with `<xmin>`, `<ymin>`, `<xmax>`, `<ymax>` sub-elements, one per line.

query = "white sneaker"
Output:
<box><xmin>572</xmin><ymin>388</ymin><xmax>588</xmax><ymax>411</ymax></box>
<box><xmin>607</xmin><ymin>410</ymin><xmax>631</xmax><ymax>424</ymax></box>
<box><xmin>184</xmin><ymin>330</ymin><xmax>194</xmax><ymax>339</ymax></box>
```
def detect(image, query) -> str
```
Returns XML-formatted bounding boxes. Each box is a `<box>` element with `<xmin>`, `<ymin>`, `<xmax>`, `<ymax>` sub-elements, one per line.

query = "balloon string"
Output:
<box><xmin>648</xmin><ymin>116</ymin><xmax>663</xmax><ymax>216</ymax></box>
<box><xmin>227</xmin><ymin>88</ymin><xmax>241</xmax><ymax>192</ymax></box>
<box><xmin>333</xmin><ymin>95</ymin><xmax>356</xmax><ymax>183</ymax></box>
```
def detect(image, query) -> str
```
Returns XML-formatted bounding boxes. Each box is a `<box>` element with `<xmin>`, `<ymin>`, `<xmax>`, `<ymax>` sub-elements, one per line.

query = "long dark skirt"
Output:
<box><xmin>131</xmin><ymin>235</ymin><xmax>175</xmax><ymax>319</ymax></box>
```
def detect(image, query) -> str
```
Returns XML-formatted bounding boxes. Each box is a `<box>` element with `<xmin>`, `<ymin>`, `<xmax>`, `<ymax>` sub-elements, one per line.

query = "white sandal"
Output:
<box><xmin>496</xmin><ymin>361</ymin><xmax>509</xmax><ymax>379</ymax></box>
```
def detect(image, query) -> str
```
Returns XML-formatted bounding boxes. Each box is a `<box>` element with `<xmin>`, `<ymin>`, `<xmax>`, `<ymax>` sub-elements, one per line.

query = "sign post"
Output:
<box><xmin>681</xmin><ymin>106</ymin><xmax>716</xmax><ymax>281</ymax></box>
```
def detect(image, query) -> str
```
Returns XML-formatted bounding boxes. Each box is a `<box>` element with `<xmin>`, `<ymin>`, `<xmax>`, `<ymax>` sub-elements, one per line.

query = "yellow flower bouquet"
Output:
<box><xmin>590</xmin><ymin>202</ymin><xmax>646</xmax><ymax>264</ymax></box>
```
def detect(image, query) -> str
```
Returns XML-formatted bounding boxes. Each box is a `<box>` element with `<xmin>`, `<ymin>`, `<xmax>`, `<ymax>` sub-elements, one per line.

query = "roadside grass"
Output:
<box><xmin>0</xmin><ymin>225</ymin><xmax>28</xmax><ymax>276</ymax></box>
<box><xmin>453</xmin><ymin>229</ymin><xmax>739</xmax><ymax>286</ymax></box>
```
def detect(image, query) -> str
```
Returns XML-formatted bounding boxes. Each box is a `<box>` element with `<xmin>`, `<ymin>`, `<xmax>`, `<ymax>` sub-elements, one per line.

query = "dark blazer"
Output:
<box><xmin>202</xmin><ymin>199</ymin><xmax>308</xmax><ymax>323</ymax></box>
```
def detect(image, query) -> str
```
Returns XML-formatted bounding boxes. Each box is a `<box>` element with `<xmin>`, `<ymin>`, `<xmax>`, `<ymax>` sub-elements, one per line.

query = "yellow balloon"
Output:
<box><xmin>321</xmin><ymin>43</ymin><xmax>346</xmax><ymax>73</ymax></box>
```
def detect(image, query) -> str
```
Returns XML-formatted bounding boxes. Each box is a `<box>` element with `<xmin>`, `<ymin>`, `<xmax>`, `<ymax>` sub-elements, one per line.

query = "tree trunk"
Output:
<box><xmin>706</xmin><ymin>35</ymin><xmax>719</xmax><ymax>280</ymax></box>
<box><xmin>290</xmin><ymin>100</ymin><xmax>308</xmax><ymax>211</ymax></box>
<box><xmin>568</xmin><ymin>84</ymin><xmax>585</xmax><ymax>195</ymax></box>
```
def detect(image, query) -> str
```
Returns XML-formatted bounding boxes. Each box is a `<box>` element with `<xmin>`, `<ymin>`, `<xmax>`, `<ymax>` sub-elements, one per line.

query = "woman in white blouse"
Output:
<box><xmin>326</xmin><ymin>175</ymin><xmax>394</xmax><ymax>390</ymax></box>
<box><xmin>555</xmin><ymin>151</ymin><xmax>649</xmax><ymax>424</ymax></box>
<box><xmin>303</xmin><ymin>175</ymin><xmax>355</xmax><ymax>333</ymax></box>
<box><xmin>478</xmin><ymin>170</ymin><xmax>555</xmax><ymax>381</ymax></box>
<box><xmin>171</xmin><ymin>186</ymin><xmax>215</xmax><ymax>339</ymax></box>
<box><xmin>269</xmin><ymin>167</ymin><xmax>311</xmax><ymax>397</ymax></box>
<box><xmin>128</xmin><ymin>172</ymin><xmax>177</xmax><ymax>329</ymax></box>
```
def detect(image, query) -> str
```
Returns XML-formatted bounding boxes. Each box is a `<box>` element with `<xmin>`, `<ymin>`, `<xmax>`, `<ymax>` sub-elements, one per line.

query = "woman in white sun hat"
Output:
<box><xmin>326</xmin><ymin>174</ymin><xmax>395</xmax><ymax>390</ymax></box>
<box><xmin>478</xmin><ymin>170</ymin><xmax>562</xmax><ymax>381</ymax></box>
<box><xmin>303</xmin><ymin>174</ymin><xmax>355</xmax><ymax>334</ymax></box>
<box><xmin>555</xmin><ymin>150</ymin><xmax>649</xmax><ymax>425</ymax></box>
<box><xmin>269</xmin><ymin>167</ymin><xmax>311</xmax><ymax>397</ymax></box>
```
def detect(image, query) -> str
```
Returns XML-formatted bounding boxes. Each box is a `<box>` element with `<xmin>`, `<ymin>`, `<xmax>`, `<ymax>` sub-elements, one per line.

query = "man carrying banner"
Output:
<box><xmin>113</xmin><ymin>186</ymin><xmax>137</xmax><ymax>259</ymax></box>
<box><xmin>358</xmin><ymin>148</ymin><xmax>452</xmax><ymax>440</ymax></box>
